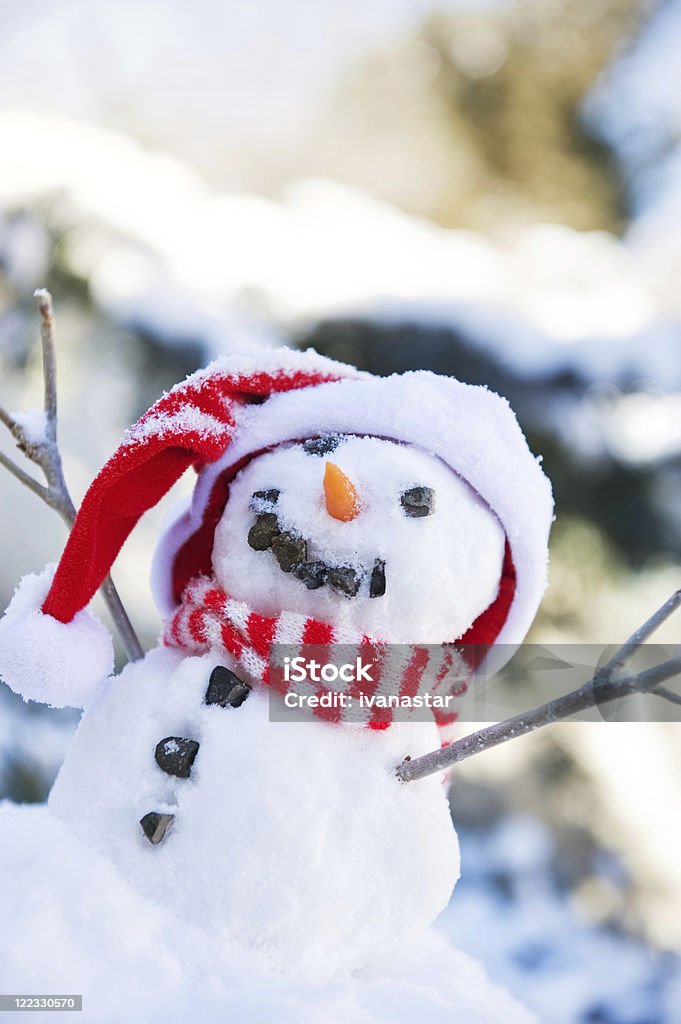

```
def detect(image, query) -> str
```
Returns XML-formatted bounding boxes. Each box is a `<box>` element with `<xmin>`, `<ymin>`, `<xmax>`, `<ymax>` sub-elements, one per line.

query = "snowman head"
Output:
<box><xmin>212</xmin><ymin>435</ymin><xmax>505</xmax><ymax>643</ymax></box>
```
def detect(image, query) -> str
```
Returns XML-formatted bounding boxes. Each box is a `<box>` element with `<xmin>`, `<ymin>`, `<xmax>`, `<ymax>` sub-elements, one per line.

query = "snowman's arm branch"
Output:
<box><xmin>397</xmin><ymin>589</ymin><xmax>681</xmax><ymax>783</ymax></box>
<box><xmin>0</xmin><ymin>289</ymin><xmax>144</xmax><ymax>663</ymax></box>
<box><xmin>654</xmin><ymin>684</ymin><xmax>681</xmax><ymax>706</ymax></box>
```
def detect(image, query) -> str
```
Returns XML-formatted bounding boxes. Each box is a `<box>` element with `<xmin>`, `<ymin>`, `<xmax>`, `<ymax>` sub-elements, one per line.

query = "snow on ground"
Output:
<box><xmin>3</xmin><ymin>792</ymin><xmax>680</xmax><ymax>1024</ymax></box>
<box><xmin>0</xmin><ymin>801</ymin><xmax>535</xmax><ymax>1024</ymax></box>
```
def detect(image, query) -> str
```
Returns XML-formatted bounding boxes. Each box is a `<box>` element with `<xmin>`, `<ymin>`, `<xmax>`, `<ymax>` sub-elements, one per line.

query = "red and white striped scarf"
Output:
<box><xmin>165</xmin><ymin>576</ymin><xmax>470</xmax><ymax>731</ymax></box>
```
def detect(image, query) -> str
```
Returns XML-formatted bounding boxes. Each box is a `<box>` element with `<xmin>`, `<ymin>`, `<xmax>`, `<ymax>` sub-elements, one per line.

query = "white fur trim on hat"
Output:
<box><xmin>0</xmin><ymin>565</ymin><xmax>114</xmax><ymax>709</ymax></box>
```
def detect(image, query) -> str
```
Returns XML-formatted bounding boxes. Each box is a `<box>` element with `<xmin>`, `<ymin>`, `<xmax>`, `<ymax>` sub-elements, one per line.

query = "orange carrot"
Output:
<box><xmin>323</xmin><ymin>462</ymin><xmax>360</xmax><ymax>522</ymax></box>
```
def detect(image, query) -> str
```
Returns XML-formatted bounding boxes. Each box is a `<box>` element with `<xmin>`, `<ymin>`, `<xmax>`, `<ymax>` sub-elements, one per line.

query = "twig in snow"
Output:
<box><xmin>0</xmin><ymin>289</ymin><xmax>143</xmax><ymax>662</ymax></box>
<box><xmin>397</xmin><ymin>589</ymin><xmax>681</xmax><ymax>783</ymax></box>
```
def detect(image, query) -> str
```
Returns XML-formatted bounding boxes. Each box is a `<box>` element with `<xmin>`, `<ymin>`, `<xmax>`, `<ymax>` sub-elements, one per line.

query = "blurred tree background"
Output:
<box><xmin>1</xmin><ymin>1</ymin><xmax>681</xmax><ymax>1020</ymax></box>
<box><xmin>308</xmin><ymin>0</ymin><xmax>639</xmax><ymax>232</ymax></box>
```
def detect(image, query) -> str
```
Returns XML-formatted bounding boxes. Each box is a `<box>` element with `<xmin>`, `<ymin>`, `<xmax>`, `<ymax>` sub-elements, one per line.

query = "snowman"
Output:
<box><xmin>0</xmin><ymin>350</ymin><xmax>552</xmax><ymax>979</ymax></box>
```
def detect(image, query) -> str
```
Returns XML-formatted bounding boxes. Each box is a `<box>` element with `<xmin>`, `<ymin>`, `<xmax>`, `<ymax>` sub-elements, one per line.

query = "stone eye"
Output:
<box><xmin>249</xmin><ymin>488</ymin><xmax>280</xmax><ymax>512</ymax></box>
<box><xmin>400</xmin><ymin>486</ymin><xmax>435</xmax><ymax>518</ymax></box>
<box><xmin>302</xmin><ymin>435</ymin><xmax>342</xmax><ymax>456</ymax></box>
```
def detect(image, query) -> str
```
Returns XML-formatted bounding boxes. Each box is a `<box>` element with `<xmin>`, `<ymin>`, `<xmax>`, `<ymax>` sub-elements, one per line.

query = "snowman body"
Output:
<box><xmin>48</xmin><ymin>645</ymin><xmax>460</xmax><ymax>978</ymax></box>
<box><xmin>48</xmin><ymin>433</ymin><xmax>507</xmax><ymax>977</ymax></box>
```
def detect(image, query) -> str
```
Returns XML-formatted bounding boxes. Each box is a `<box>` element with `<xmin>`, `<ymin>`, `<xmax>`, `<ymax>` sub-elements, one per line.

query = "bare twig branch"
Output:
<box><xmin>0</xmin><ymin>289</ymin><xmax>143</xmax><ymax>663</ymax></box>
<box><xmin>35</xmin><ymin>289</ymin><xmax>58</xmax><ymax>441</ymax></box>
<box><xmin>0</xmin><ymin>450</ymin><xmax>47</xmax><ymax>500</ymax></box>
<box><xmin>99</xmin><ymin>576</ymin><xmax>145</xmax><ymax>667</ymax></box>
<box><xmin>598</xmin><ymin>589</ymin><xmax>681</xmax><ymax>678</ymax></box>
<box><xmin>653</xmin><ymin>685</ymin><xmax>681</xmax><ymax>706</ymax></box>
<box><xmin>397</xmin><ymin>589</ymin><xmax>681</xmax><ymax>784</ymax></box>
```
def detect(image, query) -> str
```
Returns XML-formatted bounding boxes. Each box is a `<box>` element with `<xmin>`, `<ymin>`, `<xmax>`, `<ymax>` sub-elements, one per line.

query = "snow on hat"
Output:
<box><xmin>0</xmin><ymin>348</ymin><xmax>553</xmax><ymax>709</ymax></box>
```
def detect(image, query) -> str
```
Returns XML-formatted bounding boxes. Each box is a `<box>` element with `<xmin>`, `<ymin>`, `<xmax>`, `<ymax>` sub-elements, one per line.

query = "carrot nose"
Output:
<box><xmin>323</xmin><ymin>462</ymin><xmax>360</xmax><ymax>522</ymax></box>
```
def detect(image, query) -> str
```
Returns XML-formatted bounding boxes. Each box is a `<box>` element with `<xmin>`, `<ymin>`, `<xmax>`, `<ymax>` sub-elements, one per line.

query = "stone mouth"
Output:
<box><xmin>247</xmin><ymin>501</ymin><xmax>385</xmax><ymax>600</ymax></box>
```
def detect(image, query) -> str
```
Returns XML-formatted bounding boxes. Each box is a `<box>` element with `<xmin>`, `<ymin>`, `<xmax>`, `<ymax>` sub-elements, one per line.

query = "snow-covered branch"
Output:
<box><xmin>398</xmin><ymin>589</ymin><xmax>681</xmax><ymax>783</ymax></box>
<box><xmin>0</xmin><ymin>290</ymin><xmax>143</xmax><ymax>662</ymax></box>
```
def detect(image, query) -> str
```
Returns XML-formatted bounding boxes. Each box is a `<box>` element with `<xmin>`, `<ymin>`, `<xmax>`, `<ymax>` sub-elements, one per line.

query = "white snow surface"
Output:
<box><xmin>213</xmin><ymin>436</ymin><xmax>505</xmax><ymax>642</ymax></box>
<box><xmin>0</xmin><ymin>805</ymin><xmax>535</xmax><ymax>1024</ymax></box>
<box><xmin>48</xmin><ymin>645</ymin><xmax>460</xmax><ymax>978</ymax></box>
<box><xmin>9</xmin><ymin>408</ymin><xmax>48</xmax><ymax>447</ymax></box>
<box><xmin>121</xmin><ymin>345</ymin><xmax>361</xmax><ymax>448</ymax></box>
<box><xmin>0</xmin><ymin>565</ymin><xmax>113</xmax><ymax>710</ymax></box>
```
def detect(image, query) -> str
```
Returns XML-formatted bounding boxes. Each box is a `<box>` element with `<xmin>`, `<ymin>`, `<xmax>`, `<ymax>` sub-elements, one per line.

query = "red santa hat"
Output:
<box><xmin>0</xmin><ymin>348</ymin><xmax>553</xmax><ymax>709</ymax></box>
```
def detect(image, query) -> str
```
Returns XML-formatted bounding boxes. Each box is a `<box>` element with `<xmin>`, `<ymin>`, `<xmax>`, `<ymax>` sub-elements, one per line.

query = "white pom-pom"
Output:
<box><xmin>0</xmin><ymin>565</ymin><xmax>114</xmax><ymax>709</ymax></box>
